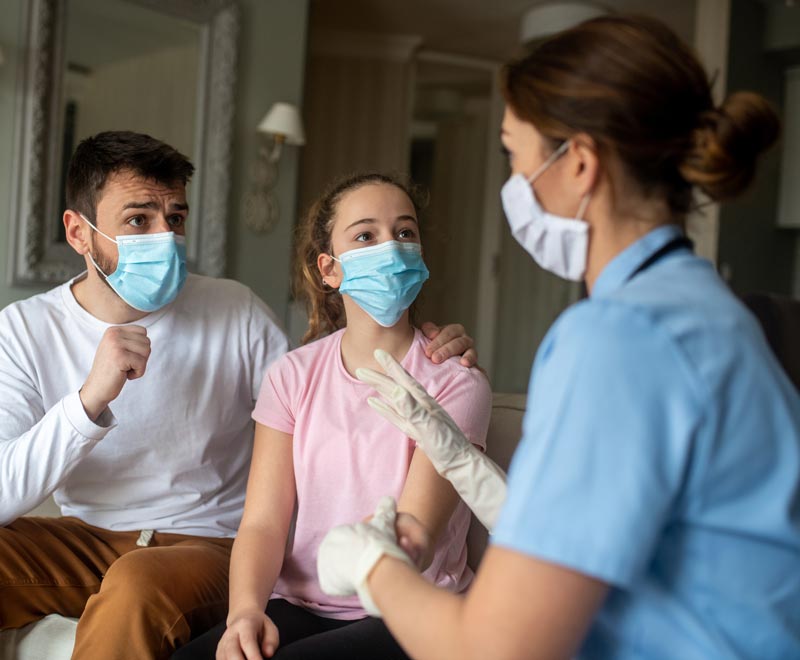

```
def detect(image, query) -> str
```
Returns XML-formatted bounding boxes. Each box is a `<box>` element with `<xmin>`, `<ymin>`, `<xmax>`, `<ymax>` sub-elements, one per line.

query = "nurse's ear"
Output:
<box><xmin>317</xmin><ymin>252</ymin><xmax>343</xmax><ymax>290</ymax></box>
<box><xmin>568</xmin><ymin>134</ymin><xmax>601</xmax><ymax>198</ymax></box>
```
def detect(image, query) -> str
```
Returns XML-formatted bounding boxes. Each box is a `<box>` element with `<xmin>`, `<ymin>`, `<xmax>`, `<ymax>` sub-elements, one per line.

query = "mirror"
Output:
<box><xmin>9</xmin><ymin>0</ymin><xmax>239</xmax><ymax>285</ymax></box>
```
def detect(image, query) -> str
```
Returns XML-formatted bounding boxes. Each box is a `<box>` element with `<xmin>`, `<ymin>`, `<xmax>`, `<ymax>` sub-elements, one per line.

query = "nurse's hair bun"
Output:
<box><xmin>680</xmin><ymin>92</ymin><xmax>779</xmax><ymax>201</ymax></box>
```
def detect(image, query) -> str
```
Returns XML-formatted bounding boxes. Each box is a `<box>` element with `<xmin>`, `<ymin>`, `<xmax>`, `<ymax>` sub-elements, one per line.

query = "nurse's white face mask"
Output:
<box><xmin>500</xmin><ymin>140</ymin><xmax>591</xmax><ymax>281</ymax></box>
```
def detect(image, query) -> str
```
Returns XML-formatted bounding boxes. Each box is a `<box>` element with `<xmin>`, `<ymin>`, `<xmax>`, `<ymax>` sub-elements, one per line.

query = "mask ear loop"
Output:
<box><xmin>78</xmin><ymin>213</ymin><xmax>116</xmax><ymax>279</ymax></box>
<box><xmin>78</xmin><ymin>213</ymin><xmax>118</xmax><ymax>244</ymax></box>
<box><xmin>576</xmin><ymin>194</ymin><xmax>591</xmax><ymax>220</ymax></box>
<box><xmin>527</xmin><ymin>140</ymin><xmax>571</xmax><ymax>183</ymax></box>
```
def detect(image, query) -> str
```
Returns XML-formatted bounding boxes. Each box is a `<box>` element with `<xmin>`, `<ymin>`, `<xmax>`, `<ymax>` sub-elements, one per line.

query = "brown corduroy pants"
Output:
<box><xmin>0</xmin><ymin>516</ymin><xmax>233</xmax><ymax>660</ymax></box>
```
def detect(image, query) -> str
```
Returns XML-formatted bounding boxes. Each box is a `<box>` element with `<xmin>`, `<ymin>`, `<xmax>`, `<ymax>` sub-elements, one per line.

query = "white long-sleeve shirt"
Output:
<box><xmin>0</xmin><ymin>273</ymin><xmax>289</xmax><ymax>536</ymax></box>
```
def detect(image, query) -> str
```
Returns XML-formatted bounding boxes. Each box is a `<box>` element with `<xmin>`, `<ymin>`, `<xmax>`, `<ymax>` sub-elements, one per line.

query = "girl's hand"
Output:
<box><xmin>216</xmin><ymin>611</ymin><xmax>279</xmax><ymax>660</ymax></box>
<box><xmin>395</xmin><ymin>511</ymin><xmax>434</xmax><ymax>571</ymax></box>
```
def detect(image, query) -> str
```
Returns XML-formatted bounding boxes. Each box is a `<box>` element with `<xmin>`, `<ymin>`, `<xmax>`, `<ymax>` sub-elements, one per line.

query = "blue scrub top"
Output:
<box><xmin>492</xmin><ymin>224</ymin><xmax>800</xmax><ymax>659</ymax></box>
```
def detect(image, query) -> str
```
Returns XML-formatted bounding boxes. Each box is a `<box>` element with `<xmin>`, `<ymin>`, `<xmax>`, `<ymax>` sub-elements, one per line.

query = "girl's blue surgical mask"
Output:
<box><xmin>80</xmin><ymin>214</ymin><xmax>187</xmax><ymax>313</ymax></box>
<box><xmin>332</xmin><ymin>240</ymin><xmax>429</xmax><ymax>328</ymax></box>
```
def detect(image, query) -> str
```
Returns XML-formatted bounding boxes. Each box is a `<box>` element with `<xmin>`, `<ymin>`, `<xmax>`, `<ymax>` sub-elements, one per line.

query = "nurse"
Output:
<box><xmin>316</xmin><ymin>14</ymin><xmax>800</xmax><ymax>659</ymax></box>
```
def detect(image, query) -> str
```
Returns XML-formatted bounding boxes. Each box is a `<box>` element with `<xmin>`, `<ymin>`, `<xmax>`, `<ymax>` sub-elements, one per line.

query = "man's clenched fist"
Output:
<box><xmin>79</xmin><ymin>325</ymin><xmax>151</xmax><ymax>421</ymax></box>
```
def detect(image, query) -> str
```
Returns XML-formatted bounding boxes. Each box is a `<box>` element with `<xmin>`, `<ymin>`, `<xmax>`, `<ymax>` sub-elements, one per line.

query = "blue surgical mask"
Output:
<box><xmin>332</xmin><ymin>240</ymin><xmax>429</xmax><ymax>328</ymax></box>
<box><xmin>80</xmin><ymin>214</ymin><xmax>187</xmax><ymax>313</ymax></box>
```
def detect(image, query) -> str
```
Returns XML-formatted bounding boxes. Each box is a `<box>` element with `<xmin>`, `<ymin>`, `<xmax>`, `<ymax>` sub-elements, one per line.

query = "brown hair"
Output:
<box><xmin>66</xmin><ymin>131</ymin><xmax>194</xmax><ymax>223</ymax></box>
<box><xmin>294</xmin><ymin>172</ymin><xmax>426</xmax><ymax>344</ymax></box>
<box><xmin>502</xmin><ymin>14</ymin><xmax>779</xmax><ymax>215</ymax></box>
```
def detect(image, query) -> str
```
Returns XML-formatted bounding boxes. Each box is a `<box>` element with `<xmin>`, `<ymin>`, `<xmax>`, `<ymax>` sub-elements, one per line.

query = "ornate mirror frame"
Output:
<box><xmin>8</xmin><ymin>0</ymin><xmax>238</xmax><ymax>285</ymax></box>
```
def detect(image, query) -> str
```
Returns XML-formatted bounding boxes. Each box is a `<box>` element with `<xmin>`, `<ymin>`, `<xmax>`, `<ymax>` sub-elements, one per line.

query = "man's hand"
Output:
<box><xmin>421</xmin><ymin>322</ymin><xmax>478</xmax><ymax>367</ymax></box>
<box><xmin>79</xmin><ymin>325</ymin><xmax>151</xmax><ymax>421</ymax></box>
<box><xmin>217</xmin><ymin>611</ymin><xmax>279</xmax><ymax>660</ymax></box>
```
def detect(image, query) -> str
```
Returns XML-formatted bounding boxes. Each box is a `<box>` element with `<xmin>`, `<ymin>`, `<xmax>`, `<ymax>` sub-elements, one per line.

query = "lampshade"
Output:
<box><xmin>256</xmin><ymin>102</ymin><xmax>305</xmax><ymax>145</ymax></box>
<box><xmin>520</xmin><ymin>2</ymin><xmax>606</xmax><ymax>44</ymax></box>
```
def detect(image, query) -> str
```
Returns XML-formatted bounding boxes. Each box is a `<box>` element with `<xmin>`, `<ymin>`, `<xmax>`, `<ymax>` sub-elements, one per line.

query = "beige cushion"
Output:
<box><xmin>0</xmin><ymin>614</ymin><xmax>77</xmax><ymax>660</ymax></box>
<box><xmin>466</xmin><ymin>393</ymin><xmax>527</xmax><ymax>569</ymax></box>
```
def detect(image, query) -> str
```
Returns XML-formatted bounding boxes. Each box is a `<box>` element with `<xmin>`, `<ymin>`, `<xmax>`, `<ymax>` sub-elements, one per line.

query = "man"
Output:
<box><xmin>0</xmin><ymin>131</ymin><xmax>476</xmax><ymax>659</ymax></box>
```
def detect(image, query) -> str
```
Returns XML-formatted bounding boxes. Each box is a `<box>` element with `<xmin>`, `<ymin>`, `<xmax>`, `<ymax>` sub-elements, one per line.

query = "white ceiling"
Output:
<box><xmin>309</xmin><ymin>0</ymin><xmax>698</xmax><ymax>62</ymax></box>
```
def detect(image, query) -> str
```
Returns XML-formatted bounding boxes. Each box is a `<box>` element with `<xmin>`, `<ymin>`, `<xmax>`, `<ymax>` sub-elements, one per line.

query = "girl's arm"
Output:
<box><xmin>397</xmin><ymin>449</ymin><xmax>461</xmax><ymax>569</ymax></box>
<box><xmin>369</xmin><ymin>545</ymin><xmax>608</xmax><ymax>660</ymax></box>
<box><xmin>219</xmin><ymin>423</ymin><xmax>295</xmax><ymax>659</ymax></box>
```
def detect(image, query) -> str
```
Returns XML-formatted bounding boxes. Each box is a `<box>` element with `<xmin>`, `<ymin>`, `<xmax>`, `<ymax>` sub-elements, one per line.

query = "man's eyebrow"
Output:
<box><xmin>120</xmin><ymin>201</ymin><xmax>189</xmax><ymax>212</ymax></box>
<box><xmin>121</xmin><ymin>201</ymin><xmax>159</xmax><ymax>211</ymax></box>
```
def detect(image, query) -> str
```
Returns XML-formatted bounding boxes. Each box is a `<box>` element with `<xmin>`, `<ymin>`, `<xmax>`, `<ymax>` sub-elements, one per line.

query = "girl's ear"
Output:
<box><xmin>317</xmin><ymin>252</ymin><xmax>342</xmax><ymax>289</ymax></box>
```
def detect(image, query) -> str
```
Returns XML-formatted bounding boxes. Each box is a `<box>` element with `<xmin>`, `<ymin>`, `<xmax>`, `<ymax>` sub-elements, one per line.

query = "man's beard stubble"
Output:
<box><xmin>88</xmin><ymin>235</ymin><xmax>118</xmax><ymax>294</ymax></box>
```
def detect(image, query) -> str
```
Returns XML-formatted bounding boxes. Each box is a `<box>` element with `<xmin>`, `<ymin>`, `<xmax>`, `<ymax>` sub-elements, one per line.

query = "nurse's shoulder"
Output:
<box><xmin>535</xmin><ymin>294</ymin><xmax>699</xmax><ymax>390</ymax></box>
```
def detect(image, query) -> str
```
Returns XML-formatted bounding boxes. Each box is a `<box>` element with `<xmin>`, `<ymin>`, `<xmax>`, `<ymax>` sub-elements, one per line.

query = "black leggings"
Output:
<box><xmin>171</xmin><ymin>598</ymin><xmax>410</xmax><ymax>660</ymax></box>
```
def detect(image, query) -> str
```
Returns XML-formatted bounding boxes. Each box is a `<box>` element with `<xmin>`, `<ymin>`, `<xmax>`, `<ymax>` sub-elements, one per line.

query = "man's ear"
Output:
<box><xmin>316</xmin><ymin>252</ymin><xmax>342</xmax><ymax>289</ymax></box>
<box><xmin>569</xmin><ymin>133</ymin><xmax>600</xmax><ymax>198</ymax></box>
<box><xmin>64</xmin><ymin>210</ymin><xmax>91</xmax><ymax>256</ymax></box>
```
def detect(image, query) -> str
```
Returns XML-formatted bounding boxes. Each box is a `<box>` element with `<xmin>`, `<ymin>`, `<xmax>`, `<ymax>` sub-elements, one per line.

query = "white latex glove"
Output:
<box><xmin>356</xmin><ymin>349</ymin><xmax>507</xmax><ymax>531</ymax></box>
<box><xmin>317</xmin><ymin>496</ymin><xmax>415</xmax><ymax>617</ymax></box>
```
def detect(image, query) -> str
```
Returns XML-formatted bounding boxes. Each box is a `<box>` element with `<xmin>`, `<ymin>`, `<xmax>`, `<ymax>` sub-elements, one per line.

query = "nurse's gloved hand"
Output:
<box><xmin>317</xmin><ymin>496</ymin><xmax>415</xmax><ymax>617</ymax></box>
<box><xmin>356</xmin><ymin>350</ymin><xmax>507</xmax><ymax>531</ymax></box>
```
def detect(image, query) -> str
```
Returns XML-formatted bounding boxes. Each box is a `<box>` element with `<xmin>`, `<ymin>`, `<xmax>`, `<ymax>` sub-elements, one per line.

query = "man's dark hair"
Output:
<box><xmin>65</xmin><ymin>131</ymin><xmax>195</xmax><ymax>223</ymax></box>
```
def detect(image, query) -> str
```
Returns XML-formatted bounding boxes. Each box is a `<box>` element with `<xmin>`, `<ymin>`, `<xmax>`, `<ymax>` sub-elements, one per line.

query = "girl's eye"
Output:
<box><xmin>355</xmin><ymin>232</ymin><xmax>372</xmax><ymax>242</ymax></box>
<box><xmin>398</xmin><ymin>228</ymin><xmax>416</xmax><ymax>240</ymax></box>
<box><xmin>128</xmin><ymin>216</ymin><xmax>145</xmax><ymax>227</ymax></box>
<box><xmin>500</xmin><ymin>145</ymin><xmax>512</xmax><ymax>160</ymax></box>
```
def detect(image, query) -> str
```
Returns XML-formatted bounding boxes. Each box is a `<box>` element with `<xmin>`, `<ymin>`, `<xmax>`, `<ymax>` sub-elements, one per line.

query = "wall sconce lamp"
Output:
<box><xmin>244</xmin><ymin>102</ymin><xmax>306</xmax><ymax>234</ymax></box>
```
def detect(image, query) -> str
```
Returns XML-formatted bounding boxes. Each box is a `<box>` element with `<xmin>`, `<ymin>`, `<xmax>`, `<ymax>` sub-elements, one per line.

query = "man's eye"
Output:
<box><xmin>500</xmin><ymin>145</ymin><xmax>512</xmax><ymax>160</ymax></box>
<box><xmin>128</xmin><ymin>216</ymin><xmax>145</xmax><ymax>227</ymax></box>
<box><xmin>168</xmin><ymin>215</ymin><xmax>185</xmax><ymax>227</ymax></box>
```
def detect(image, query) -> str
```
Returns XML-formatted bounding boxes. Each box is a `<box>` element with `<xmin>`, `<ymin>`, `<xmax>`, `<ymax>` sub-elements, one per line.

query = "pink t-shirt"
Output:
<box><xmin>252</xmin><ymin>327</ymin><xmax>492</xmax><ymax>619</ymax></box>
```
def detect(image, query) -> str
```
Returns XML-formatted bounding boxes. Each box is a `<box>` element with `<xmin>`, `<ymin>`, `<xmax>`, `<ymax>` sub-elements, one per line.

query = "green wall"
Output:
<box><xmin>0</xmin><ymin>0</ymin><xmax>309</xmax><ymax>323</ymax></box>
<box><xmin>227</xmin><ymin>0</ymin><xmax>308</xmax><ymax>321</ymax></box>
<box><xmin>0</xmin><ymin>0</ymin><xmax>46</xmax><ymax>309</ymax></box>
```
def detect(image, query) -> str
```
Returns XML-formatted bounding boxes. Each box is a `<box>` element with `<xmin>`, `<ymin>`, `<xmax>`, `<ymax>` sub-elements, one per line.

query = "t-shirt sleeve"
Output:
<box><xmin>434</xmin><ymin>365</ymin><xmax>493</xmax><ymax>452</ymax></box>
<box><xmin>252</xmin><ymin>354</ymin><xmax>297</xmax><ymax>435</ymax></box>
<box><xmin>492</xmin><ymin>301</ymin><xmax>702</xmax><ymax>588</ymax></box>
<box><xmin>247</xmin><ymin>290</ymin><xmax>291</xmax><ymax>404</ymax></box>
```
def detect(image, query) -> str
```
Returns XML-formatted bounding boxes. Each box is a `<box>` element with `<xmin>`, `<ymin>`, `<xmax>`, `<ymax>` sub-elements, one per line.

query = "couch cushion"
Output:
<box><xmin>466</xmin><ymin>392</ymin><xmax>527</xmax><ymax>569</ymax></box>
<box><xmin>0</xmin><ymin>614</ymin><xmax>77</xmax><ymax>660</ymax></box>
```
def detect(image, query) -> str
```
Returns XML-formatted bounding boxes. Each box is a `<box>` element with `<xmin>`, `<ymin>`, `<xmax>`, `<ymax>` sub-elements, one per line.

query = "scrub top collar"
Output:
<box><xmin>591</xmin><ymin>224</ymin><xmax>686</xmax><ymax>298</ymax></box>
